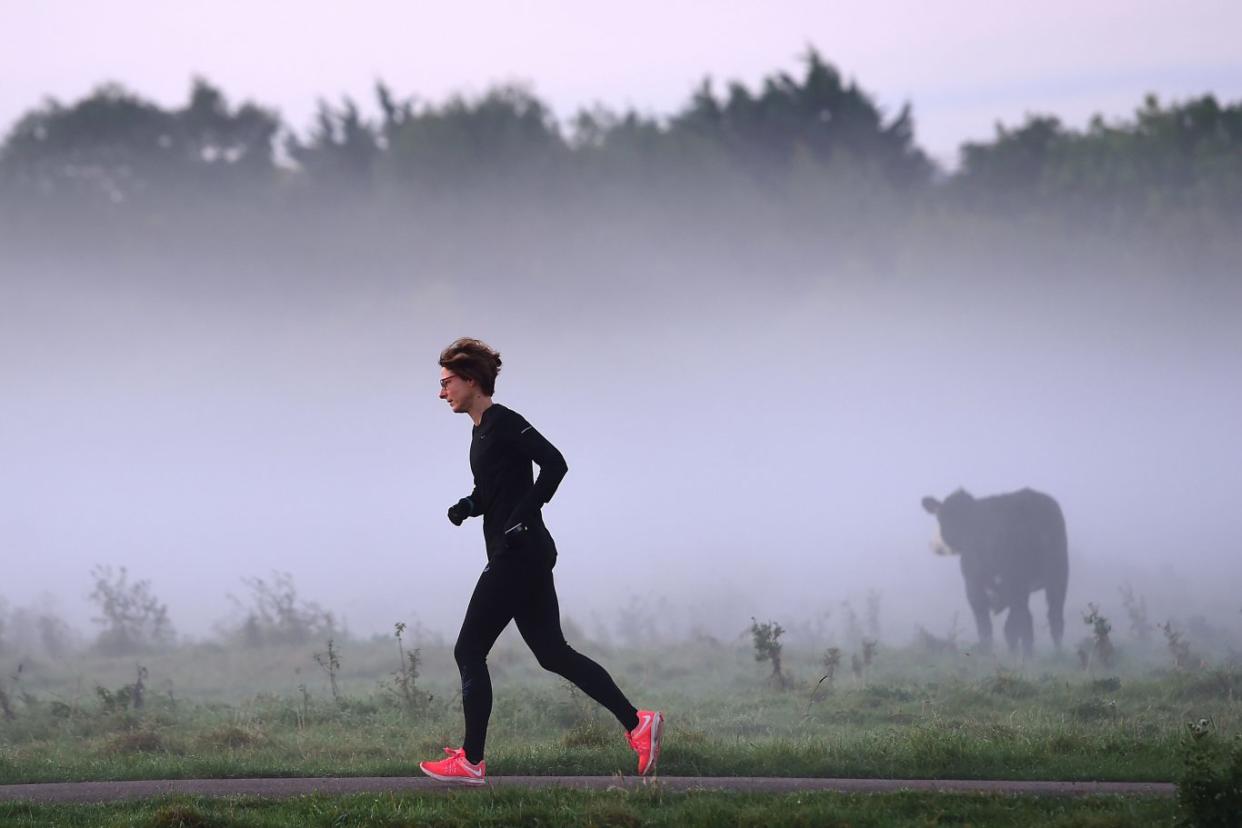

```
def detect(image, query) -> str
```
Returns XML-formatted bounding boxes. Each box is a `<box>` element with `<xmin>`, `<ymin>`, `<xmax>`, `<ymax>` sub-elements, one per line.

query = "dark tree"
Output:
<box><xmin>955</xmin><ymin>94</ymin><xmax>1242</xmax><ymax>226</ymax></box>
<box><xmin>381</xmin><ymin>84</ymin><xmax>567</xmax><ymax>194</ymax></box>
<box><xmin>0</xmin><ymin>79</ymin><xmax>279</xmax><ymax>209</ymax></box>
<box><xmin>670</xmin><ymin>49</ymin><xmax>932</xmax><ymax>188</ymax></box>
<box><xmin>285</xmin><ymin>97</ymin><xmax>382</xmax><ymax>190</ymax></box>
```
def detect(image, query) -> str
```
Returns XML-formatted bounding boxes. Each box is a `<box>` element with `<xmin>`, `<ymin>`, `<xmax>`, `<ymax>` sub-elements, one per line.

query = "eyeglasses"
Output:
<box><xmin>439</xmin><ymin>375</ymin><xmax>459</xmax><ymax>389</ymax></box>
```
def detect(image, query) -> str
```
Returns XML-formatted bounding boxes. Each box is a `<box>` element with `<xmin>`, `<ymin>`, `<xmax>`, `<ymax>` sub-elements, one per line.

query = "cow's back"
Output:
<box><xmin>976</xmin><ymin>488</ymin><xmax>1068</xmax><ymax>589</ymax></box>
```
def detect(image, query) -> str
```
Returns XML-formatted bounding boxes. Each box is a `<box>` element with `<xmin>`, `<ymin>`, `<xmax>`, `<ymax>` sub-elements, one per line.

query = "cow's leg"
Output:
<box><xmin>1001</xmin><ymin>587</ymin><xmax>1034</xmax><ymax>658</ymax></box>
<box><xmin>964</xmin><ymin>574</ymin><xmax>993</xmax><ymax>654</ymax></box>
<box><xmin>1017</xmin><ymin>594</ymin><xmax>1035</xmax><ymax>658</ymax></box>
<box><xmin>1045</xmin><ymin>581</ymin><xmax>1066</xmax><ymax>651</ymax></box>
<box><xmin>1002</xmin><ymin>608</ymin><xmax>1019</xmax><ymax>654</ymax></box>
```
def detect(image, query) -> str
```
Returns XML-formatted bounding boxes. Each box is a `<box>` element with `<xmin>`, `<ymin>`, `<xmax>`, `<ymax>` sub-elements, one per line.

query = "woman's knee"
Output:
<box><xmin>531</xmin><ymin>641</ymin><xmax>574</xmax><ymax>673</ymax></box>
<box><xmin>454</xmin><ymin>639</ymin><xmax>486</xmax><ymax>669</ymax></box>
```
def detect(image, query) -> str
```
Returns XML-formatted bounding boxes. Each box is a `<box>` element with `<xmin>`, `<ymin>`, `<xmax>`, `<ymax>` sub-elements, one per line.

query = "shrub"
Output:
<box><xmin>389</xmin><ymin>621</ymin><xmax>431</xmax><ymax>716</ymax></box>
<box><xmin>227</xmin><ymin>571</ymin><xmax>336</xmax><ymax>647</ymax></box>
<box><xmin>750</xmin><ymin>618</ymin><xmax>787</xmax><ymax>688</ymax></box>
<box><xmin>313</xmin><ymin>638</ymin><xmax>342</xmax><ymax>704</ymax></box>
<box><xmin>1178</xmin><ymin>725</ymin><xmax>1242</xmax><ymax>827</ymax></box>
<box><xmin>150</xmin><ymin>804</ymin><xmax>215</xmax><ymax>828</ymax></box>
<box><xmin>1176</xmin><ymin>669</ymin><xmax>1242</xmax><ymax>703</ymax></box>
<box><xmin>88</xmin><ymin>565</ymin><xmax>175</xmax><ymax>655</ymax></box>
<box><xmin>562</xmin><ymin>719</ymin><xmax>614</xmax><ymax>749</ymax></box>
<box><xmin>988</xmin><ymin>671</ymin><xmax>1037</xmax><ymax>699</ymax></box>
<box><xmin>821</xmin><ymin>647</ymin><xmax>842</xmax><ymax>687</ymax></box>
<box><xmin>1081</xmin><ymin>603</ymin><xmax>1115</xmax><ymax>670</ymax></box>
<box><xmin>1070</xmin><ymin>698</ymin><xmax>1116</xmax><ymax>721</ymax></box>
<box><xmin>107</xmin><ymin>729</ymin><xmax>167</xmax><ymax>754</ymax></box>
<box><xmin>203</xmin><ymin>724</ymin><xmax>265</xmax><ymax>749</ymax></box>
<box><xmin>0</xmin><ymin>602</ymin><xmax>78</xmax><ymax>658</ymax></box>
<box><xmin>1161</xmin><ymin>621</ymin><xmax>1198</xmax><ymax>671</ymax></box>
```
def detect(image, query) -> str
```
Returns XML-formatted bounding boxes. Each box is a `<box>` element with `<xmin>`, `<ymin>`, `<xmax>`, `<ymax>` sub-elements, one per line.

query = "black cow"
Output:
<box><xmin>921</xmin><ymin>488</ymin><xmax>1068</xmax><ymax>656</ymax></box>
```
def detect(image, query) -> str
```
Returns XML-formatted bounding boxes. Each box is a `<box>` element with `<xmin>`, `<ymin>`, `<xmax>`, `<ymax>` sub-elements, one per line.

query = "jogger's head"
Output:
<box><xmin>439</xmin><ymin>338</ymin><xmax>502</xmax><ymax>412</ymax></box>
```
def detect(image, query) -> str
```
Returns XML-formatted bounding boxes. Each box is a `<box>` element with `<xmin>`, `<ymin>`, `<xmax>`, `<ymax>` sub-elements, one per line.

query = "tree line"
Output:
<box><xmin>1</xmin><ymin>49</ymin><xmax>1239</xmax><ymax>232</ymax></box>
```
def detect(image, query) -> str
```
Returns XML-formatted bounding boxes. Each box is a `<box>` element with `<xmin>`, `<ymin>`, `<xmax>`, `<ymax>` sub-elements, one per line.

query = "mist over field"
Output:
<box><xmin>2</xmin><ymin>55</ymin><xmax>1241</xmax><ymax>662</ymax></box>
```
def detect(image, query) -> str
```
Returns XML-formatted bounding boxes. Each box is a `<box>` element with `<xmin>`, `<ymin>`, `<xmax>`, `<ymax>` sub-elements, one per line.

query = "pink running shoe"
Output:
<box><xmin>626</xmin><ymin>710</ymin><xmax>665</xmax><ymax>775</ymax></box>
<box><xmin>419</xmin><ymin>746</ymin><xmax>487</xmax><ymax>785</ymax></box>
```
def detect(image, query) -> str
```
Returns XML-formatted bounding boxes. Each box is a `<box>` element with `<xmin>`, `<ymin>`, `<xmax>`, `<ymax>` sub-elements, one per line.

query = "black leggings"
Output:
<box><xmin>453</xmin><ymin>557</ymin><xmax>639</xmax><ymax>763</ymax></box>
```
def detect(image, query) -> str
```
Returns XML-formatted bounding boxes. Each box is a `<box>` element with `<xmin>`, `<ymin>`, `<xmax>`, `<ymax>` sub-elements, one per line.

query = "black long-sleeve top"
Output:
<box><xmin>462</xmin><ymin>403</ymin><xmax>567</xmax><ymax>564</ymax></box>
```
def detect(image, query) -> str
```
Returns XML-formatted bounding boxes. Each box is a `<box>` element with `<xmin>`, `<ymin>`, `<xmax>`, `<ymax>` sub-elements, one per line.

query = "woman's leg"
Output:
<box><xmin>514</xmin><ymin>565</ymin><xmax>640</xmax><ymax>732</ymax></box>
<box><xmin>454</xmin><ymin>562</ymin><xmax>520</xmax><ymax>763</ymax></box>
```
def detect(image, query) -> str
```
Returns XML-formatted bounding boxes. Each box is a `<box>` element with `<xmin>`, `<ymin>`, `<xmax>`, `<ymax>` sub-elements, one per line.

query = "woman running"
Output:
<box><xmin>419</xmin><ymin>337</ymin><xmax>663</xmax><ymax>785</ymax></box>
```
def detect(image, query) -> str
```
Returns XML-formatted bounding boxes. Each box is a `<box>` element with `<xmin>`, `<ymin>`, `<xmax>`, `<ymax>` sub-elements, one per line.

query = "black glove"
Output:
<box><xmin>447</xmin><ymin>498</ymin><xmax>473</xmax><ymax>526</ymax></box>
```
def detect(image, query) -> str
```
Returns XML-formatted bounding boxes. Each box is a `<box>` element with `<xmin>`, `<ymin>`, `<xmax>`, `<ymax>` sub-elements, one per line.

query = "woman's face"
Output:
<box><xmin>439</xmin><ymin>367</ymin><xmax>477</xmax><ymax>413</ymax></box>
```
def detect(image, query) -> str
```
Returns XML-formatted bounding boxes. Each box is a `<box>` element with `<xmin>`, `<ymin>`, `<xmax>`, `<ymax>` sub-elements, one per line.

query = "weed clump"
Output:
<box><xmin>1176</xmin><ymin>669</ymin><xmax>1242</xmax><ymax>703</ymax></box>
<box><xmin>203</xmin><ymin>724</ymin><xmax>265</xmax><ymax>750</ymax></box>
<box><xmin>750</xmin><ymin>618</ymin><xmax>787</xmax><ymax>689</ymax></box>
<box><xmin>1079</xmin><ymin>604</ymin><xmax>1115</xmax><ymax>670</ymax></box>
<box><xmin>1070</xmin><ymin>698</ymin><xmax>1117</xmax><ymax>722</ymax></box>
<box><xmin>1161</xmin><ymin>621</ymin><xmax>1199</xmax><ymax>672</ymax></box>
<box><xmin>821</xmin><ymin>647</ymin><xmax>842</xmax><ymax>688</ymax></box>
<box><xmin>916</xmin><ymin>621</ymin><xmax>959</xmax><ymax>655</ymax></box>
<box><xmin>107</xmin><ymin>729</ymin><xmax>167</xmax><ymax>754</ymax></box>
<box><xmin>805</xmin><ymin>647</ymin><xmax>843</xmax><ymax>718</ymax></box>
<box><xmin>861</xmin><ymin>639</ymin><xmax>878</xmax><ymax>673</ymax></box>
<box><xmin>1047</xmin><ymin>732</ymin><xmax>1080</xmax><ymax>755</ymax></box>
<box><xmin>987</xmin><ymin>671</ymin><xmax>1037</xmax><ymax>699</ymax></box>
<box><xmin>1177</xmin><ymin>723</ymin><xmax>1242</xmax><ymax>828</ymax></box>
<box><xmin>1119</xmin><ymin>584</ymin><xmax>1153</xmax><ymax>643</ymax></box>
<box><xmin>149</xmin><ymin>804</ymin><xmax>221</xmax><ymax>828</ymax></box>
<box><xmin>95</xmin><ymin>675</ymin><xmax>148</xmax><ymax>715</ymax></box>
<box><xmin>562</xmin><ymin>719</ymin><xmax>614</xmax><ymax>749</ymax></box>
<box><xmin>389</xmin><ymin>622</ymin><xmax>431</xmax><ymax>716</ymax></box>
<box><xmin>313</xmin><ymin>639</ymin><xmax>342</xmax><ymax>704</ymax></box>
<box><xmin>863</xmin><ymin>684</ymin><xmax>915</xmax><ymax>704</ymax></box>
<box><xmin>906</xmin><ymin>721</ymin><xmax>968</xmax><ymax>771</ymax></box>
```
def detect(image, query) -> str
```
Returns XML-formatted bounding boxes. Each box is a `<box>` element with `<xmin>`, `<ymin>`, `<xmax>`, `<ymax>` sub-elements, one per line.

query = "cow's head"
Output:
<box><xmin>921</xmin><ymin>489</ymin><xmax>976</xmax><ymax>556</ymax></box>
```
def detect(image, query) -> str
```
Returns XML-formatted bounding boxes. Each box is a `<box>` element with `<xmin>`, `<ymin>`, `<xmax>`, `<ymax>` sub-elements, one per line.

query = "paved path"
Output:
<box><xmin>0</xmin><ymin>776</ymin><xmax>1176</xmax><ymax>804</ymax></box>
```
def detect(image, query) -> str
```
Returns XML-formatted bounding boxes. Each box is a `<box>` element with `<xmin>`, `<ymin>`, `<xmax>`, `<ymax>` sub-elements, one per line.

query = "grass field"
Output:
<box><xmin>2</xmin><ymin>630</ymin><xmax>1239</xmax><ymax>788</ymax></box>
<box><xmin>0</xmin><ymin>788</ymin><xmax>1182</xmax><ymax>827</ymax></box>
<box><xmin>5</xmin><ymin>630</ymin><xmax>1240</xmax><ymax>825</ymax></box>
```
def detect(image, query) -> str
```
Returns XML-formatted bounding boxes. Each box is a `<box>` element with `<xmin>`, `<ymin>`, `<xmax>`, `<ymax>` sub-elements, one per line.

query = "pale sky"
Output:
<box><xmin>3</xmin><ymin>0</ymin><xmax>1240</xmax><ymax>167</ymax></box>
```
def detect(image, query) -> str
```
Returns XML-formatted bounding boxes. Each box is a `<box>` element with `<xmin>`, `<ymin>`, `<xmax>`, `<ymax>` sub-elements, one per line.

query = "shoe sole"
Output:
<box><xmin>642</xmin><ymin>712</ymin><xmax>664</xmax><ymax>776</ymax></box>
<box><xmin>419</xmin><ymin>764</ymin><xmax>487</xmax><ymax>786</ymax></box>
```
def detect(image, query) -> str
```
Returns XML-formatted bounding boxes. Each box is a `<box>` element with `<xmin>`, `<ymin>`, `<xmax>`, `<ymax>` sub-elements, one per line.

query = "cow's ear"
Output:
<box><xmin>922</xmin><ymin>496</ymin><xmax>941</xmax><ymax>515</ymax></box>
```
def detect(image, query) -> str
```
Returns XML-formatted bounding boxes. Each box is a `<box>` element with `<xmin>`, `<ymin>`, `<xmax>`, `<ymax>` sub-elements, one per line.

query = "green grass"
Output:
<box><xmin>0</xmin><ymin>789</ymin><xmax>1180</xmax><ymax>827</ymax></box>
<box><xmin>1</xmin><ymin>636</ymin><xmax>1238</xmax><ymax>785</ymax></box>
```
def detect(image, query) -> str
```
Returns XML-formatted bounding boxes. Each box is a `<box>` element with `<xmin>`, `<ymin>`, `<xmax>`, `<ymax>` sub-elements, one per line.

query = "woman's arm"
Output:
<box><xmin>505</xmin><ymin>418</ymin><xmax>568</xmax><ymax>531</ymax></box>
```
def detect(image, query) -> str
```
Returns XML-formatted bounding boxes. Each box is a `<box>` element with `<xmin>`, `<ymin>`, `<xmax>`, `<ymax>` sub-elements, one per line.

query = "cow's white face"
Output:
<box><xmin>923</xmin><ymin>490</ymin><xmax>975</xmax><ymax>556</ymax></box>
<box><xmin>930</xmin><ymin>525</ymin><xmax>958</xmax><ymax>556</ymax></box>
